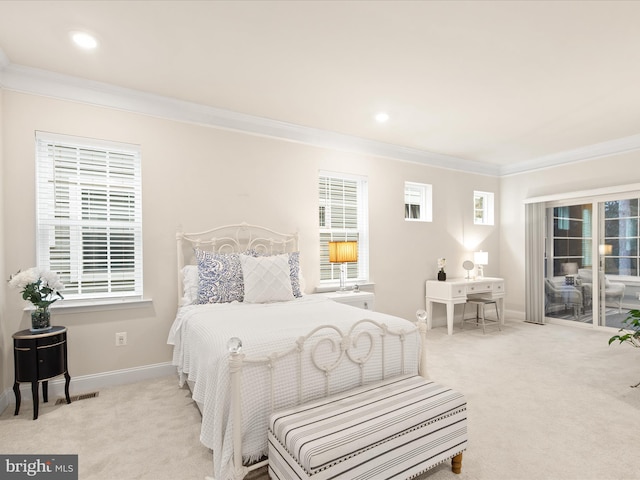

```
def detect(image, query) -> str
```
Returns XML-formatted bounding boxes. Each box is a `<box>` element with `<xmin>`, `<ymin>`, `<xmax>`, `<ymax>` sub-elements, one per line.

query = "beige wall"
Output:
<box><xmin>500</xmin><ymin>151</ymin><xmax>640</xmax><ymax>315</ymax></box>
<box><xmin>0</xmin><ymin>90</ymin><xmax>501</xmax><ymax>394</ymax></box>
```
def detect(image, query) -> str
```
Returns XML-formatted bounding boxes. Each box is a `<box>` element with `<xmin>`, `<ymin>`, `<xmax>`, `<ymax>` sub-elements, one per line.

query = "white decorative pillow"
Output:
<box><xmin>244</xmin><ymin>250</ymin><xmax>304</xmax><ymax>297</ymax></box>
<box><xmin>240</xmin><ymin>254</ymin><xmax>295</xmax><ymax>303</ymax></box>
<box><xmin>181</xmin><ymin>265</ymin><xmax>199</xmax><ymax>306</ymax></box>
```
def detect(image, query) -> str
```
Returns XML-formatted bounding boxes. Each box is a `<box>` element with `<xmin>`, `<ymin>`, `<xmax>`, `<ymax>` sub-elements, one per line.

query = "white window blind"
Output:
<box><xmin>474</xmin><ymin>190</ymin><xmax>495</xmax><ymax>225</ymax></box>
<box><xmin>35</xmin><ymin>132</ymin><xmax>143</xmax><ymax>300</ymax></box>
<box><xmin>319</xmin><ymin>171</ymin><xmax>369</xmax><ymax>284</ymax></box>
<box><xmin>405</xmin><ymin>182</ymin><xmax>432</xmax><ymax>222</ymax></box>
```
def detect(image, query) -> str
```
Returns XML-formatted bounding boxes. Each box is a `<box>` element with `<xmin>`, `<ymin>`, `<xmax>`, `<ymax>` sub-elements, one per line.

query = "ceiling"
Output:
<box><xmin>1</xmin><ymin>0</ymin><xmax>640</xmax><ymax>175</ymax></box>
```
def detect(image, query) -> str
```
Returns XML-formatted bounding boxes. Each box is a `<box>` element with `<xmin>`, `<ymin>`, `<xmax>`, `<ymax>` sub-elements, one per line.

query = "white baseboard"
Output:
<box><xmin>505</xmin><ymin>308</ymin><xmax>526</xmax><ymax>321</ymax></box>
<box><xmin>0</xmin><ymin>362</ymin><xmax>175</xmax><ymax>413</ymax></box>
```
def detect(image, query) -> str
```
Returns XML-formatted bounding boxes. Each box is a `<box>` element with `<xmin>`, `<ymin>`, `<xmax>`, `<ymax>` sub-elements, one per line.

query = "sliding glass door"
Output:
<box><xmin>545</xmin><ymin>203</ymin><xmax>593</xmax><ymax>324</ymax></box>
<box><xmin>544</xmin><ymin>197</ymin><xmax>640</xmax><ymax>327</ymax></box>
<box><xmin>600</xmin><ymin>199</ymin><xmax>638</xmax><ymax>328</ymax></box>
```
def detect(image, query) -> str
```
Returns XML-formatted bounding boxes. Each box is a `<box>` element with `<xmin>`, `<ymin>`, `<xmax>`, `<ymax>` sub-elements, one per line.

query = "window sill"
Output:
<box><xmin>24</xmin><ymin>297</ymin><xmax>153</xmax><ymax>314</ymax></box>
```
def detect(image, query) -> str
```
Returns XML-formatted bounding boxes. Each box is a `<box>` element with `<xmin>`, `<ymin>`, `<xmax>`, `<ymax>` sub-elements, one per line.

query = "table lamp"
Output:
<box><xmin>329</xmin><ymin>241</ymin><xmax>358</xmax><ymax>292</ymax></box>
<box><xmin>561</xmin><ymin>262</ymin><xmax>578</xmax><ymax>285</ymax></box>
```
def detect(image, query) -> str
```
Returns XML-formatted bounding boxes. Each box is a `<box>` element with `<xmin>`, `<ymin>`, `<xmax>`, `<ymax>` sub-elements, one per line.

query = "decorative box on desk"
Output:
<box><xmin>13</xmin><ymin>326</ymin><xmax>71</xmax><ymax>420</ymax></box>
<box><xmin>425</xmin><ymin>277</ymin><xmax>505</xmax><ymax>335</ymax></box>
<box><xmin>317</xmin><ymin>290</ymin><xmax>375</xmax><ymax>311</ymax></box>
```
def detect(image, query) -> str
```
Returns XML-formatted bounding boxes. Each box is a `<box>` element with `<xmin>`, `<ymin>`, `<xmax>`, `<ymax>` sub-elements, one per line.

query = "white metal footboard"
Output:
<box><xmin>223</xmin><ymin>314</ymin><xmax>428</xmax><ymax>480</ymax></box>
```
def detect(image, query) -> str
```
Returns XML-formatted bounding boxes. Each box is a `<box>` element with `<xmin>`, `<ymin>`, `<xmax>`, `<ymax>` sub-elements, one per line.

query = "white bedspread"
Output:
<box><xmin>167</xmin><ymin>295</ymin><xmax>420</xmax><ymax>480</ymax></box>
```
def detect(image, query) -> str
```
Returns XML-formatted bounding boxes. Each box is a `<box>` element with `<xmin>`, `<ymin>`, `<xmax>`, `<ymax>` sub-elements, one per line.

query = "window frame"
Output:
<box><xmin>319</xmin><ymin>171</ymin><xmax>369</xmax><ymax>286</ymax></box>
<box><xmin>404</xmin><ymin>181</ymin><xmax>432</xmax><ymax>222</ymax></box>
<box><xmin>35</xmin><ymin>131</ymin><xmax>143</xmax><ymax>302</ymax></box>
<box><xmin>474</xmin><ymin>190</ymin><xmax>495</xmax><ymax>226</ymax></box>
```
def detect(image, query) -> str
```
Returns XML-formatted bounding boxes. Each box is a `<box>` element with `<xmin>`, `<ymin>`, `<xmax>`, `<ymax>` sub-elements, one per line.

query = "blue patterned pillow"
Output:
<box><xmin>195</xmin><ymin>249</ymin><xmax>244</xmax><ymax>304</ymax></box>
<box><xmin>288</xmin><ymin>252</ymin><xmax>303</xmax><ymax>298</ymax></box>
<box><xmin>243</xmin><ymin>250</ymin><xmax>303</xmax><ymax>298</ymax></box>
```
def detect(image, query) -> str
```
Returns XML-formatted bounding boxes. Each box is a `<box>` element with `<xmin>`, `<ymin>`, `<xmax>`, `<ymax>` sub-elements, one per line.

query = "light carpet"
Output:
<box><xmin>1</xmin><ymin>319</ymin><xmax>639</xmax><ymax>480</ymax></box>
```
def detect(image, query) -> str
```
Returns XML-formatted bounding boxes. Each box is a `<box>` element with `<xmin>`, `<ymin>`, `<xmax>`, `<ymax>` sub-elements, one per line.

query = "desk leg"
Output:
<box><xmin>426</xmin><ymin>300</ymin><xmax>434</xmax><ymax>330</ymax></box>
<box><xmin>498</xmin><ymin>298</ymin><xmax>505</xmax><ymax>325</ymax></box>
<box><xmin>446</xmin><ymin>302</ymin><xmax>455</xmax><ymax>336</ymax></box>
<box><xmin>13</xmin><ymin>382</ymin><xmax>20</xmax><ymax>416</ymax></box>
<box><xmin>31</xmin><ymin>382</ymin><xmax>39</xmax><ymax>420</ymax></box>
<box><xmin>43</xmin><ymin>381</ymin><xmax>48</xmax><ymax>403</ymax></box>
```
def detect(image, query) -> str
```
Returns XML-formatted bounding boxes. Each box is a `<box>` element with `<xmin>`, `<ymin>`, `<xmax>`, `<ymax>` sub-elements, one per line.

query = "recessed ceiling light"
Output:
<box><xmin>375</xmin><ymin>112</ymin><xmax>389</xmax><ymax>123</ymax></box>
<box><xmin>71</xmin><ymin>31</ymin><xmax>98</xmax><ymax>50</ymax></box>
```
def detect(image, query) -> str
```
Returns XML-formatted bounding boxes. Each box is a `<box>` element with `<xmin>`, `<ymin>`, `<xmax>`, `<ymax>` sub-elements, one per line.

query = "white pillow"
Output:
<box><xmin>181</xmin><ymin>265</ymin><xmax>199</xmax><ymax>306</ymax></box>
<box><xmin>240</xmin><ymin>254</ymin><xmax>294</xmax><ymax>303</ymax></box>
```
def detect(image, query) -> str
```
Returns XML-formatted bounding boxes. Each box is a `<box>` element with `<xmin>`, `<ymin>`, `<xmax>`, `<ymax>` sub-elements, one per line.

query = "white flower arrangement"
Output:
<box><xmin>8</xmin><ymin>267</ymin><xmax>64</xmax><ymax>310</ymax></box>
<box><xmin>437</xmin><ymin>258</ymin><xmax>446</xmax><ymax>272</ymax></box>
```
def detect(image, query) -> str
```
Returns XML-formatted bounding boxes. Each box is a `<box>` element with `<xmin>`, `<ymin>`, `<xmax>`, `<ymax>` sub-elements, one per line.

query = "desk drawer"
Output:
<box><xmin>465</xmin><ymin>282</ymin><xmax>493</xmax><ymax>294</ymax></box>
<box><xmin>426</xmin><ymin>281</ymin><xmax>466</xmax><ymax>300</ymax></box>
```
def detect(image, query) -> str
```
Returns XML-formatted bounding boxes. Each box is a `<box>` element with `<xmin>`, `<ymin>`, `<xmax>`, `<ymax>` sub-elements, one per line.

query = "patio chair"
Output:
<box><xmin>577</xmin><ymin>269</ymin><xmax>625</xmax><ymax>313</ymax></box>
<box><xmin>545</xmin><ymin>278</ymin><xmax>583</xmax><ymax>320</ymax></box>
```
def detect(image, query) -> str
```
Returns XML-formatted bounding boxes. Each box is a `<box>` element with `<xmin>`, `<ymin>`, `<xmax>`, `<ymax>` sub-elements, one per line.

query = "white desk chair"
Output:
<box><xmin>462</xmin><ymin>298</ymin><xmax>501</xmax><ymax>334</ymax></box>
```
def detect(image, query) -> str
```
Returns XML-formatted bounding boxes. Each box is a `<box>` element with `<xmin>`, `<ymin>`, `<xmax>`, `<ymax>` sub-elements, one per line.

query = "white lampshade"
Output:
<box><xmin>599</xmin><ymin>244</ymin><xmax>613</xmax><ymax>256</ymax></box>
<box><xmin>474</xmin><ymin>251</ymin><xmax>488</xmax><ymax>266</ymax></box>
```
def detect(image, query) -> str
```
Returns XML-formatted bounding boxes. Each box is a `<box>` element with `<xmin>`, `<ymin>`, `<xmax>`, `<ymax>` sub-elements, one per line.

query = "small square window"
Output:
<box><xmin>474</xmin><ymin>191</ymin><xmax>494</xmax><ymax>225</ymax></box>
<box><xmin>405</xmin><ymin>182</ymin><xmax>432</xmax><ymax>222</ymax></box>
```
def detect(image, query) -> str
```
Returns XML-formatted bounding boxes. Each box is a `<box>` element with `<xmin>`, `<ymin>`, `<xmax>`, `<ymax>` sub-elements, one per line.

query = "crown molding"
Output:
<box><xmin>500</xmin><ymin>134</ymin><xmax>640</xmax><ymax>176</ymax></box>
<box><xmin>0</xmin><ymin>61</ymin><xmax>498</xmax><ymax>175</ymax></box>
<box><xmin>1</xmin><ymin>56</ymin><xmax>639</xmax><ymax>177</ymax></box>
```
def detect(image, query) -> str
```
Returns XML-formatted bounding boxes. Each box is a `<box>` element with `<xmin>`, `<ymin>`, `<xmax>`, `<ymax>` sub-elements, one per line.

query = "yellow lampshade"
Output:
<box><xmin>329</xmin><ymin>241</ymin><xmax>358</xmax><ymax>263</ymax></box>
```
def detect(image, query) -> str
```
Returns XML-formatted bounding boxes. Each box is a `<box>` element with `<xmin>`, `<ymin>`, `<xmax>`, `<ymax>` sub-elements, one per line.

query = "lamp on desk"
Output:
<box><xmin>329</xmin><ymin>241</ymin><xmax>358</xmax><ymax>293</ymax></box>
<box><xmin>599</xmin><ymin>244</ymin><xmax>612</xmax><ymax>271</ymax></box>
<box><xmin>599</xmin><ymin>244</ymin><xmax>613</xmax><ymax>256</ymax></box>
<box><xmin>561</xmin><ymin>262</ymin><xmax>578</xmax><ymax>285</ymax></box>
<box><xmin>474</xmin><ymin>250</ymin><xmax>488</xmax><ymax>279</ymax></box>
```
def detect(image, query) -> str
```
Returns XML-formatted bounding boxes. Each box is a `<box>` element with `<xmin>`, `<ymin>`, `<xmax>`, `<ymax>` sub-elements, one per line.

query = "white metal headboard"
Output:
<box><xmin>176</xmin><ymin>222</ymin><xmax>299</xmax><ymax>304</ymax></box>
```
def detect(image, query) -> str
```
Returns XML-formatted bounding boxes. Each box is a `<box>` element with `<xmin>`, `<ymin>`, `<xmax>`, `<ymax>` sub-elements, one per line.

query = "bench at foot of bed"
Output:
<box><xmin>268</xmin><ymin>374</ymin><xmax>468</xmax><ymax>479</ymax></box>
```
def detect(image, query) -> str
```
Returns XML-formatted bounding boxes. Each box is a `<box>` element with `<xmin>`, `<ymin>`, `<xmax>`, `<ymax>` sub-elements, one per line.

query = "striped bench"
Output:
<box><xmin>268</xmin><ymin>374</ymin><xmax>468</xmax><ymax>479</ymax></box>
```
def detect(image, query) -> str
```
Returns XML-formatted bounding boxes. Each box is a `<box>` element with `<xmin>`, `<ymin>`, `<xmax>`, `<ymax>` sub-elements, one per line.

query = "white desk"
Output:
<box><xmin>425</xmin><ymin>277</ymin><xmax>505</xmax><ymax>335</ymax></box>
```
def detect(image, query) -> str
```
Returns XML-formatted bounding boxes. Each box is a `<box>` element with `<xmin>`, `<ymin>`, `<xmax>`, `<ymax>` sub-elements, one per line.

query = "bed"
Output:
<box><xmin>167</xmin><ymin>223</ymin><xmax>427</xmax><ymax>480</ymax></box>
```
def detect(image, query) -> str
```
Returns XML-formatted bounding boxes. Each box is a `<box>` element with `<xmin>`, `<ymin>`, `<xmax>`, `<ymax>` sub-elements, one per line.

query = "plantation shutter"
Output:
<box><xmin>405</xmin><ymin>184</ymin><xmax>422</xmax><ymax>219</ymax></box>
<box><xmin>35</xmin><ymin>132</ymin><xmax>143</xmax><ymax>299</ymax></box>
<box><xmin>319</xmin><ymin>172</ymin><xmax>369</xmax><ymax>284</ymax></box>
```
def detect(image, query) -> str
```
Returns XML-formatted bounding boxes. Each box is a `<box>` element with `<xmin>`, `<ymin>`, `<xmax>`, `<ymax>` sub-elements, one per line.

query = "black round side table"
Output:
<box><xmin>12</xmin><ymin>326</ymin><xmax>71</xmax><ymax>420</ymax></box>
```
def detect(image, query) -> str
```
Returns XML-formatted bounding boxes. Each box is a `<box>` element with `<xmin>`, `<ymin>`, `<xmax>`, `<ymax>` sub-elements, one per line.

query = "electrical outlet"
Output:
<box><xmin>115</xmin><ymin>332</ymin><xmax>127</xmax><ymax>346</ymax></box>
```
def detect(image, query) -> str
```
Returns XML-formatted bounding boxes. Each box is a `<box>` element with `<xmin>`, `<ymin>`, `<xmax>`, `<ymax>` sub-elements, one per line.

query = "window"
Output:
<box><xmin>35</xmin><ymin>132</ymin><xmax>143</xmax><ymax>300</ymax></box>
<box><xmin>550</xmin><ymin>204</ymin><xmax>593</xmax><ymax>276</ymax></box>
<box><xmin>603</xmin><ymin>199</ymin><xmax>639</xmax><ymax>276</ymax></box>
<box><xmin>319</xmin><ymin>171</ymin><xmax>368</xmax><ymax>285</ymax></box>
<box><xmin>474</xmin><ymin>191</ymin><xmax>495</xmax><ymax>225</ymax></box>
<box><xmin>404</xmin><ymin>182</ymin><xmax>432</xmax><ymax>222</ymax></box>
